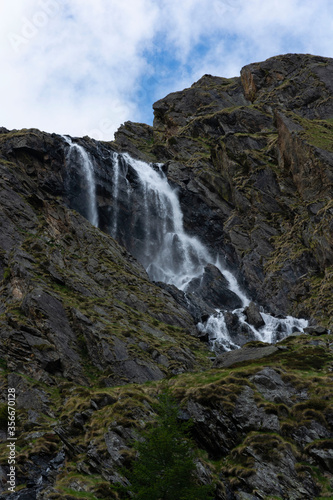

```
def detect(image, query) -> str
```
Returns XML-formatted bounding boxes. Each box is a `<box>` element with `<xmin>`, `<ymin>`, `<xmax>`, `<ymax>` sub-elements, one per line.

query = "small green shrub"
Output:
<box><xmin>119</xmin><ymin>391</ymin><xmax>214</xmax><ymax>499</ymax></box>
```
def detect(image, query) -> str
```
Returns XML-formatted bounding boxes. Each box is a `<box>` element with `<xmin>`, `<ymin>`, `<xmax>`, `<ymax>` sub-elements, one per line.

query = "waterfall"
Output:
<box><xmin>215</xmin><ymin>256</ymin><xmax>249</xmax><ymax>307</ymax></box>
<box><xmin>110</xmin><ymin>153</ymin><xmax>308</xmax><ymax>351</ymax></box>
<box><xmin>111</xmin><ymin>152</ymin><xmax>120</xmax><ymax>238</ymax></box>
<box><xmin>120</xmin><ymin>153</ymin><xmax>212</xmax><ymax>290</ymax></box>
<box><xmin>198</xmin><ymin>312</ymin><xmax>239</xmax><ymax>351</ymax></box>
<box><xmin>254</xmin><ymin>313</ymin><xmax>308</xmax><ymax>344</ymax></box>
<box><xmin>63</xmin><ymin>136</ymin><xmax>99</xmax><ymax>227</ymax></box>
<box><xmin>62</xmin><ymin>142</ymin><xmax>308</xmax><ymax>351</ymax></box>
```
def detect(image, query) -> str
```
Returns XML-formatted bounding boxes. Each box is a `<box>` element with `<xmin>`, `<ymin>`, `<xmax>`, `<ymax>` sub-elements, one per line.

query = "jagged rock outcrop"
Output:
<box><xmin>115</xmin><ymin>53</ymin><xmax>333</xmax><ymax>328</ymax></box>
<box><xmin>0</xmin><ymin>54</ymin><xmax>333</xmax><ymax>499</ymax></box>
<box><xmin>241</xmin><ymin>53</ymin><xmax>333</xmax><ymax>118</ymax></box>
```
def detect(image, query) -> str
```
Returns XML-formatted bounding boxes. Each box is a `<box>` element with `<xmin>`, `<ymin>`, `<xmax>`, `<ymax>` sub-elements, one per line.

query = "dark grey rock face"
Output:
<box><xmin>233</xmin><ymin>385</ymin><xmax>280</xmax><ymax>432</ymax></box>
<box><xmin>21</xmin><ymin>288</ymin><xmax>82</xmax><ymax>379</ymax></box>
<box><xmin>244</xmin><ymin>302</ymin><xmax>265</xmax><ymax>329</ymax></box>
<box><xmin>241</xmin><ymin>53</ymin><xmax>333</xmax><ymax>118</ymax></box>
<box><xmin>250</xmin><ymin>367</ymin><xmax>308</xmax><ymax>405</ymax></box>
<box><xmin>186</xmin><ymin>264</ymin><xmax>242</xmax><ymax>310</ymax></box>
<box><xmin>213</xmin><ymin>345</ymin><xmax>279</xmax><ymax>368</ymax></box>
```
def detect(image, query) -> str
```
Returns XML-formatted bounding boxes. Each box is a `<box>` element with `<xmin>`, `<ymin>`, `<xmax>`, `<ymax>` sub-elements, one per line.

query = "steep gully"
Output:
<box><xmin>63</xmin><ymin>138</ymin><xmax>307</xmax><ymax>351</ymax></box>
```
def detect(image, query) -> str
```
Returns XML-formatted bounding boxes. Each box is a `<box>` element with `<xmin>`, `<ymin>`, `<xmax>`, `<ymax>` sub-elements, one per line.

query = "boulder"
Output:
<box><xmin>213</xmin><ymin>345</ymin><xmax>279</xmax><ymax>368</ymax></box>
<box><xmin>157</xmin><ymin>281</ymin><xmax>215</xmax><ymax>324</ymax></box>
<box><xmin>186</xmin><ymin>264</ymin><xmax>242</xmax><ymax>310</ymax></box>
<box><xmin>244</xmin><ymin>302</ymin><xmax>265</xmax><ymax>329</ymax></box>
<box><xmin>304</xmin><ymin>326</ymin><xmax>329</xmax><ymax>336</ymax></box>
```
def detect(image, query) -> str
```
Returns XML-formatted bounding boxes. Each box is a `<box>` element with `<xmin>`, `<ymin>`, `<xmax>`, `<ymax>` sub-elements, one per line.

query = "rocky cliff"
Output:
<box><xmin>115</xmin><ymin>53</ymin><xmax>333</xmax><ymax>326</ymax></box>
<box><xmin>0</xmin><ymin>54</ymin><xmax>332</xmax><ymax>499</ymax></box>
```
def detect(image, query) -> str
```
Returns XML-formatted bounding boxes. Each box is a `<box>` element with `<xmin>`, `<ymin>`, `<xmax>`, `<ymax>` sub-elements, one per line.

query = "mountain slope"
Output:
<box><xmin>115</xmin><ymin>53</ymin><xmax>333</xmax><ymax>327</ymax></box>
<box><xmin>0</xmin><ymin>129</ymin><xmax>211</xmax><ymax>385</ymax></box>
<box><xmin>0</xmin><ymin>54</ymin><xmax>332</xmax><ymax>499</ymax></box>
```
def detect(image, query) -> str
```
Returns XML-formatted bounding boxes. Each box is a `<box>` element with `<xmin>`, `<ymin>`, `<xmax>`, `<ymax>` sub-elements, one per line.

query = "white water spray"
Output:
<box><xmin>215</xmin><ymin>256</ymin><xmax>250</xmax><ymax>307</ymax></box>
<box><xmin>63</xmin><ymin>136</ymin><xmax>99</xmax><ymax>227</ymax></box>
<box><xmin>111</xmin><ymin>152</ymin><xmax>120</xmax><ymax>238</ymax></box>
<box><xmin>198</xmin><ymin>311</ymin><xmax>239</xmax><ymax>351</ymax></box>
<box><xmin>256</xmin><ymin>313</ymin><xmax>308</xmax><ymax>344</ymax></box>
<box><xmin>121</xmin><ymin>153</ymin><xmax>212</xmax><ymax>290</ymax></box>
<box><xmin>115</xmin><ymin>153</ymin><xmax>308</xmax><ymax>350</ymax></box>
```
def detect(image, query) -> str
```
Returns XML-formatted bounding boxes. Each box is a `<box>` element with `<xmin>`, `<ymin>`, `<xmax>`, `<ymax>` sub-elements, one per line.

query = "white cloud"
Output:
<box><xmin>0</xmin><ymin>0</ymin><xmax>159</xmax><ymax>138</ymax></box>
<box><xmin>0</xmin><ymin>0</ymin><xmax>332</xmax><ymax>140</ymax></box>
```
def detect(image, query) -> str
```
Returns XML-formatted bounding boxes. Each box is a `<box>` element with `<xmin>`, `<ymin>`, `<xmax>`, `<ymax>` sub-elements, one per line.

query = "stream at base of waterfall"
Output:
<box><xmin>64</xmin><ymin>143</ymin><xmax>308</xmax><ymax>352</ymax></box>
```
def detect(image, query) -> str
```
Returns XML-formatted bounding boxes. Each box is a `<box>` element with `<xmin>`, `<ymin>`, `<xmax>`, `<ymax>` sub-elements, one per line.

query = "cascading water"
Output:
<box><xmin>63</xmin><ymin>136</ymin><xmax>99</xmax><ymax>227</ymax></box>
<box><xmin>109</xmin><ymin>152</ymin><xmax>308</xmax><ymax>351</ymax></box>
<box><xmin>253</xmin><ymin>312</ymin><xmax>308</xmax><ymax>344</ymax></box>
<box><xmin>111</xmin><ymin>152</ymin><xmax>120</xmax><ymax>238</ymax></box>
<box><xmin>215</xmin><ymin>256</ymin><xmax>249</xmax><ymax>307</ymax></box>
<box><xmin>64</xmin><ymin>143</ymin><xmax>308</xmax><ymax>351</ymax></box>
<box><xmin>119</xmin><ymin>153</ymin><xmax>212</xmax><ymax>291</ymax></box>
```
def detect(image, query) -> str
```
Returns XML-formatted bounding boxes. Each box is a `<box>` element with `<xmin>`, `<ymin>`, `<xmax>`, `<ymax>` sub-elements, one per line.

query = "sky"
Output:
<box><xmin>0</xmin><ymin>0</ymin><xmax>333</xmax><ymax>140</ymax></box>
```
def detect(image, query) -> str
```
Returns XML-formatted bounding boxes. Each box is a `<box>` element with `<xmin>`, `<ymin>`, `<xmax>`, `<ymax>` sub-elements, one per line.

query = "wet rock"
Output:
<box><xmin>244</xmin><ymin>302</ymin><xmax>265</xmax><ymax>329</ymax></box>
<box><xmin>156</xmin><ymin>281</ymin><xmax>215</xmax><ymax>324</ymax></box>
<box><xmin>222</xmin><ymin>311</ymin><xmax>253</xmax><ymax>347</ymax></box>
<box><xmin>304</xmin><ymin>325</ymin><xmax>329</xmax><ymax>336</ymax></box>
<box><xmin>186</xmin><ymin>264</ymin><xmax>242</xmax><ymax>310</ymax></box>
<box><xmin>0</xmin><ymin>128</ymin><xmax>214</xmax><ymax>385</ymax></box>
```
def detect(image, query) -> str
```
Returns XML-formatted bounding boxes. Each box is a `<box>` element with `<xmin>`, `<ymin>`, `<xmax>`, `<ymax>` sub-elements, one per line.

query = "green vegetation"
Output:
<box><xmin>287</xmin><ymin>112</ymin><xmax>333</xmax><ymax>152</ymax></box>
<box><xmin>0</xmin><ymin>332</ymin><xmax>331</xmax><ymax>498</ymax></box>
<box><xmin>119</xmin><ymin>391</ymin><xmax>214</xmax><ymax>500</ymax></box>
